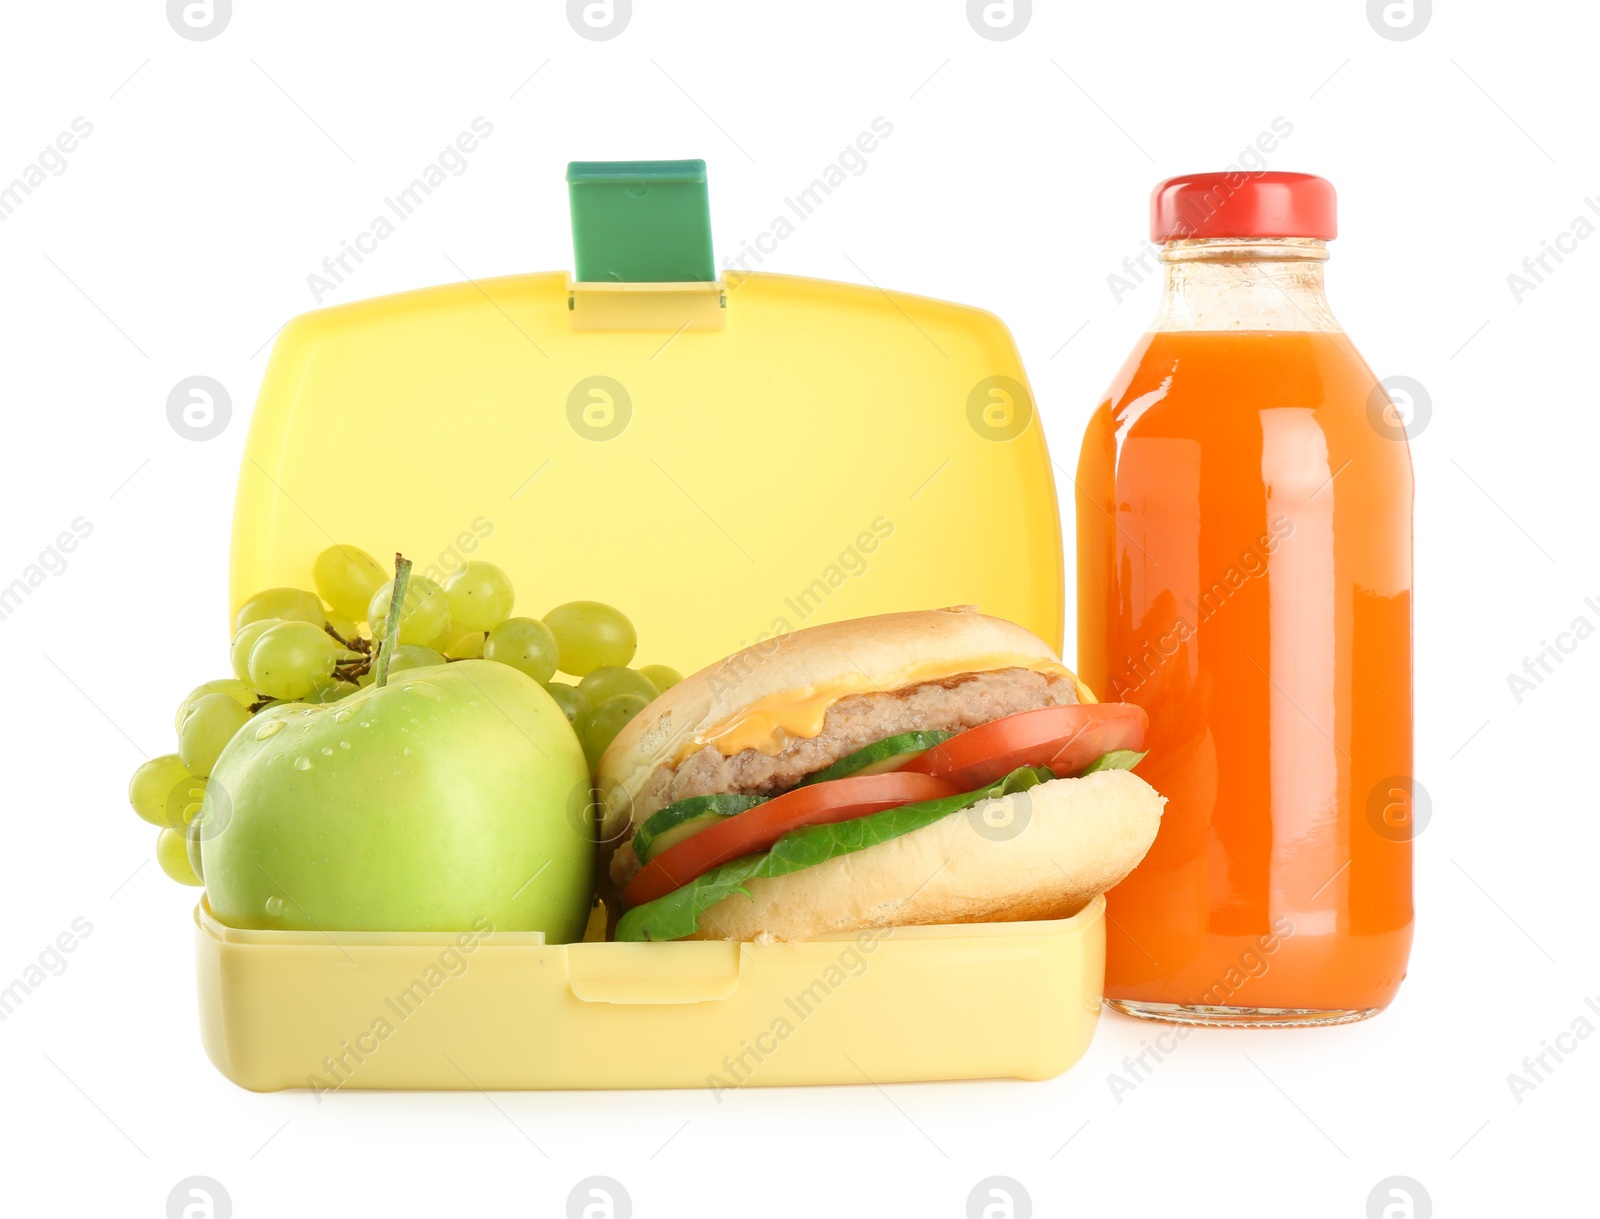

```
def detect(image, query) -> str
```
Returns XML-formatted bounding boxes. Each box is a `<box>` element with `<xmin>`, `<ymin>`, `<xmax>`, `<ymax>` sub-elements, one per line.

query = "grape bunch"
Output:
<box><xmin>126</xmin><ymin>543</ymin><xmax>683</xmax><ymax>889</ymax></box>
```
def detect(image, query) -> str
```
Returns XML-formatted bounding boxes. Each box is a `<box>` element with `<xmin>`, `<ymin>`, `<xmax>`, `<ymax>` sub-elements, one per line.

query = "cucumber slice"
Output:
<box><xmin>633</xmin><ymin>792</ymin><xmax>765</xmax><ymax>863</ymax></box>
<box><xmin>799</xmin><ymin>730</ymin><xmax>954</xmax><ymax>786</ymax></box>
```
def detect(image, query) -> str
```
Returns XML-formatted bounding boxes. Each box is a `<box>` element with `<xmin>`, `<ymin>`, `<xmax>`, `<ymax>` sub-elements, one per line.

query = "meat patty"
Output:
<box><xmin>609</xmin><ymin>667</ymin><xmax>1076</xmax><ymax>886</ymax></box>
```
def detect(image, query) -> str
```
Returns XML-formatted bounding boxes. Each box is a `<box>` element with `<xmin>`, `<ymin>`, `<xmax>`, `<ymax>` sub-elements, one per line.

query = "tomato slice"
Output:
<box><xmin>901</xmin><ymin>703</ymin><xmax>1148</xmax><ymax>790</ymax></box>
<box><xmin>623</xmin><ymin>771</ymin><xmax>958</xmax><ymax>907</ymax></box>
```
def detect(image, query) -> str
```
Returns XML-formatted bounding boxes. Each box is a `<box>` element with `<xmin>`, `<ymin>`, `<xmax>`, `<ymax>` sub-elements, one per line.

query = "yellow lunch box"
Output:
<box><xmin>200</xmin><ymin>160</ymin><xmax>1094</xmax><ymax>1090</ymax></box>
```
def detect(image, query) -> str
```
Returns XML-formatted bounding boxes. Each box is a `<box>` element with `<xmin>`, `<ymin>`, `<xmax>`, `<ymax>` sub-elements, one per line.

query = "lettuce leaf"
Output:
<box><xmin>615</xmin><ymin>766</ymin><xmax>1055</xmax><ymax>943</ymax></box>
<box><xmin>1077</xmin><ymin>749</ymin><xmax>1147</xmax><ymax>775</ymax></box>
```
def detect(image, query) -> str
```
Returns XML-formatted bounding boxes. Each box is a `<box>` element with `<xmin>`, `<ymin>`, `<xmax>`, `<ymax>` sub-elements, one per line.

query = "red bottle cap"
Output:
<box><xmin>1150</xmin><ymin>172</ymin><xmax>1337</xmax><ymax>242</ymax></box>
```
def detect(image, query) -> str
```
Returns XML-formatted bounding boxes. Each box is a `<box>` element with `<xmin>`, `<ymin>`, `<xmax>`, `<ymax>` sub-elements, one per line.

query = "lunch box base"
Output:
<box><xmin>195</xmin><ymin>896</ymin><xmax>1105</xmax><ymax>1092</ymax></box>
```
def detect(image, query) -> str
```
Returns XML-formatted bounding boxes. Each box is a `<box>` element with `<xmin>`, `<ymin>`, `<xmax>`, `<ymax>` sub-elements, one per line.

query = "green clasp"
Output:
<box><xmin>567</xmin><ymin>159</ymin><xmax>715</xmax><ymax>283</ymax></box>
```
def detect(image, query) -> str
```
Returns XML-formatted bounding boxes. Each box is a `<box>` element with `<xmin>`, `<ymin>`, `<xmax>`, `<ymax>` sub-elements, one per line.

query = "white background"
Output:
<box><xmin>1</xmin><ymin>1</ymin><xmax>1592</xmax><ymax>1215</ymax></box>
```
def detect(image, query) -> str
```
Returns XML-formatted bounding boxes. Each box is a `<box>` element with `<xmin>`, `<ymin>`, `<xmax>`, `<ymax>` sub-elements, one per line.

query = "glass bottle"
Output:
<box><xmin>1076</xmin><ymin>172</ymin><xmax>1414</xmax><ymax>1025</ymax></box>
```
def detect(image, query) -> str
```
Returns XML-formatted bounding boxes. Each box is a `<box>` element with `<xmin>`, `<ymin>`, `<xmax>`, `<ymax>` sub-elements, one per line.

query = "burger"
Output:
<box><xmin>598</xmin><ymin>606</ymin><xmax>1165</xmax><ymax>942</ymax></box>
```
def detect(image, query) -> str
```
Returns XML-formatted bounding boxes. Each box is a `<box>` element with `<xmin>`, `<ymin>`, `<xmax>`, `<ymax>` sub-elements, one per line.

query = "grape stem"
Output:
<box><xmin>324</xmin><ymin>621</ymin><xmax>370</xmax><ymax>653</ymax></box>
<box><xmin>372</xmin><ymin>554</ymin><xmax>412</xmax><ymax>689</ymax></box>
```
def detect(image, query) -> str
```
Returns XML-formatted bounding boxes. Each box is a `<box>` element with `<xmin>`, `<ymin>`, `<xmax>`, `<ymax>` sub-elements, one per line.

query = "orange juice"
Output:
<box><xmin>1076</xmin><ymin>174</ymin><xmax>1414</xmax><ymax>1024</ymax></box>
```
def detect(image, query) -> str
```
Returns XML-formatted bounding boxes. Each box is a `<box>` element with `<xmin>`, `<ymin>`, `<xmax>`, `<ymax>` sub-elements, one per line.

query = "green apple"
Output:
<box><xmin>200</xmin><ymin>659</ymin><xmax>593</xmax><ymax>940</ymax></box>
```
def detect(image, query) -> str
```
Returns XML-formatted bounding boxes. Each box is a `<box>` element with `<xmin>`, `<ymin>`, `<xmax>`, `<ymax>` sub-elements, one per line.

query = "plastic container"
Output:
<box><xmin>196</xmin><ymin>895</ymin><xmax>1105</xmax><ymax>1091</ymax></box>
<box><xmin>199</xmin><ymin>161</ymin><xmax>1096</xmax><ymax>1090</ymax></box>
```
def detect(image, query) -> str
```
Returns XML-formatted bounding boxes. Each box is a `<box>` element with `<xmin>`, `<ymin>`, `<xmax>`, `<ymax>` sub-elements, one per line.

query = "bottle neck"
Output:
<box><xmin>1150</xmin><ymin>238</ymin><xmax>1341</xmax><ymax>333</ymax></box>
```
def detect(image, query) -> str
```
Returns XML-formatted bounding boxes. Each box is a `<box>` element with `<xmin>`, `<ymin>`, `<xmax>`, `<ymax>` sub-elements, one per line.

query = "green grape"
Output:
<box><xmin>582</xmin><ymin>693</ymin><xmax>647</xmax><ymax>767</ymax></box>
<box><xmin>230</xmin><ymin>618</ymin><xmax>280</xmax><ymax>683</ymax></box>
<box><xmin>446</xmin><ymin>631</ymin><xmax>485</xmax><ymax>660</ymax></box>
<box><xmin>313</xmin><ymin>544</ymin><xmax>389</xmax><ymax>622</ymax></box>
<box><xmin>157</xmin><ymin>827</ymin><xmax>201</xmax><ymax>887</ymax></box>
<box><xmin>389</xmin><ymin>644</ymin><xmax>446</xmax><ymax>674</ymax></box>
<box><xmin>428</xmin><ymin>616</ymin><xmax>462</xmax><ymax>655</ymax></box>
<box><xmin>307</xmin><ymin>680</ymin><xmax>359</xmax><ymax>704</ymax></box>
<box><xmin>234</xmin><ymin>587</ymin><xmax>324</xmax><ymax>632</ymax></box>
<box><xmin>444</xmin><ymin>561</ymin><xmax>516</xmax><ymax>633</ymax></box>
<box><xmin>577</xmin><ymin>665</ymin><xmax>658</xmax><ymax>709</ymax></box>
<box><xmin>542</xmin><ymin>601</ymin><xmax>637</xmax><ymax>676</ymax></box>
<box><xmin>638</xmin><ymin>664</ymin><xmax>684</xmax><ymax>695</ymax></box>
<box><xmin>175</xmin><ymin>678</ymin><xmax>254</xmax><ymax>733</ymax></box>
<box><xmin>248</xmin><ymin>621</ymin><xmax>337</xmax><ymax>700</ymax></box>
<box><xmin>326</xmin><ymin>612</ymin><xmax>360</xmax><ymax>645</ymax></box>
<box><xmin>178</xmin><ymin>784</ymin><xmax>207</xmax><ymax>828</ymax></box>
<box><xmin>368</xmin><ymin>577</ymin><xmax>449</xmax><ymax>646</ymax></box>
<box><xmin>544</xmin><ymin>682</ymin><xmax>592</xmax><ymax>735</ymax></box>
<box><xmin>178</xmin><ymin>693</ymin><xmax>252</xmax><ymax>778</ymax></box>
<box><xmin>184</xmin><ymin>812</ymin><xmax>204</xmax><ymax>876</ymax></box>
<box><xmin>484</xmin><ymin>617</ymin><xmax>560</xmax><ymax>684</ymax></box>
<box><xmin>129</xmin><ymin>754</ymin><xmax>205</xmax><ymax>829</ymax></box>
<box><xmin>186</xmin><ymin>813</ymin><xmax>205</xmax><ymax>882</ymax></box>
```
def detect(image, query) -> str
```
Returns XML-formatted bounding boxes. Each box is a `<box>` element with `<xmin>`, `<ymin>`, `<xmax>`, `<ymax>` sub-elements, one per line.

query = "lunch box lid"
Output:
<box><xmin>230</xmin><ymin>160</ymin><xmax>1063</xmax><ymax>673</ymax></box>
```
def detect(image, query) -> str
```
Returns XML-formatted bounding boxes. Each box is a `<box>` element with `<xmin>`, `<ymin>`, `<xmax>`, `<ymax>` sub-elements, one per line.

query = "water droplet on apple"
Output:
<box><xmin>255</xmin><ymin>720</ymin><xmax>285</xmax><ymax>740</ymax></box>
<box><xmin>402</xmin><ymin>747</ymin><xmax>413</xmax><ymax>756</ymax></box>
<box><xmin>333</xmin><ymin>708</ymin><xmax>353</xmax><ymax>723</ymax></box>
<box><xmin>265</xmin><ymin>895</ymin><xmax>285</xmax><ymax>917</ymax></box>
<box><xmin>294</xmin><ymin>756</ymin><xmax>313</xmax><ymax>771</ymax></box>
<box><xmin>339</xmin><ymin>741</ymin><xmax>351</xmax><ymax>750</ymax></box>
<box><xmin>320</xmin><ymin>746</ymin><xmax>333</xmax><ymax>756</ymax></box>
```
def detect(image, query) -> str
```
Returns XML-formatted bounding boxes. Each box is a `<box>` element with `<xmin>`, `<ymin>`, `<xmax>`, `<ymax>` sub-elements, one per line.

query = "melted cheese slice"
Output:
<box><xmin>681</xmin><ymin>654</ymin><xmax>1078</xmax><ymax>763</ymax></box>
